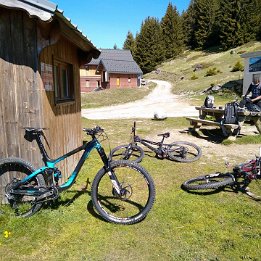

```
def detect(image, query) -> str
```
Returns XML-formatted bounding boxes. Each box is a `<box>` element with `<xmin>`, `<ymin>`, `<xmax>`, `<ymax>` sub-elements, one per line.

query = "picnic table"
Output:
<box><xmin>186</xmin><ymin>106</ymin><xmax>261</xmax><ymax>137</ymax></box>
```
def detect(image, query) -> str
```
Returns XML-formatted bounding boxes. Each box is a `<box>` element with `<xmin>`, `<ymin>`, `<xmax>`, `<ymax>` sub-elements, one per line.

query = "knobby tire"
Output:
<box><xmin>0</xmin><ymin>157</ymin><xmax>46</xmax><ymax>217</ymax></box>
<box><xmin>182</xmin><ymin>172</ymin><xmax>235</xmax><ymax>190</ymax></box>
<box><xmin>91</xmin><ymin>160</ymin><xmax>155</xmax><ymax>225</ymax></box>
<box><xmin>167</xmin><ymin>141</ymin><xmax>202</xmax><ymax>163</ymax></box>
<box><xmin>110</xmin><ymin>144</ymin><xmax>144</xmax><ymax>163</ymax></box>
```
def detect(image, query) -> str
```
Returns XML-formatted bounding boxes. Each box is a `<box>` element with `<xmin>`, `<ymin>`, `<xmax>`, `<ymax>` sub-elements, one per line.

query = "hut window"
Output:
<box><xmin>54</xmin><ymin>60</ymin><xmax>74</xmax><ymax>102</ymax></box>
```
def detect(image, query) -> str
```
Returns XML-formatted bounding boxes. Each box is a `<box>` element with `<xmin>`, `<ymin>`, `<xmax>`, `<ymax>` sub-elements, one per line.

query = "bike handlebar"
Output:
<box><xmin>83</xmin><ymin>126</ymin><xmax>104</xmax><ymax>137</ymax></box>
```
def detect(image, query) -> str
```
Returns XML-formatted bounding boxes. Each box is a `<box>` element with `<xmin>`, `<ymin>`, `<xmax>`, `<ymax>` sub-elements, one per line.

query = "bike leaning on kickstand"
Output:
<box><xmin>0</xmin><ymin>126</ymin><xmax>155</xmax><ymax>225</ymax></box>
<box><xmin>110</xmin><ymin>121</ymin><xmax>202</xmax><ymax>163</ymax></box>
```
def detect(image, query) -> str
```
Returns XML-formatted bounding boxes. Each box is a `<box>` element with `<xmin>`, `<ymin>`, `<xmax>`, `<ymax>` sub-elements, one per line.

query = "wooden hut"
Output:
<box><xmin>0</xmin><ymin>0</ymin><xmax>100</xmax><ymax>179</ymax></box>
<box><xmin>80</xmin><ymin>49</ymin><xmax>143</xmax><ymax>92</ymax></box>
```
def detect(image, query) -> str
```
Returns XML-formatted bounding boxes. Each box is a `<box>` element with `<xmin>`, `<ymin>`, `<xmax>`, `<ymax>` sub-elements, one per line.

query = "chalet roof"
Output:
<box><xmin>0</xmin><ymin>0</ymin><xmax>100</xmax><ymax>60</ymax></box>
<box><xmin>100</xmin><ymin>59</ymin><xmax>143</xmax><ymax>74</ymax></box>
<box><xmin>90</xmin><ymin>49</ymin><xmax>143</xmax><ymax>75</ymax></box>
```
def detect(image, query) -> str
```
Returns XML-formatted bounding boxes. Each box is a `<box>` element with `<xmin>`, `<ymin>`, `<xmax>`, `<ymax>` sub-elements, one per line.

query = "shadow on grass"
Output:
<box><xmin>43</xmin><ymin>178</ymin><xmax>149</xmax><ymax>223</ymax></box>
<box><xmin>41</xmin><ymin>178</ymin><xmax>104</xmax><ymax>221</ymax></box>
<box><xmin>186</xmin><ymin>125</ymin><xmax>256</xmax><ymax>144</ymax></box>
<box><xmin>187</xmin><ymin>128</ymin><xmax>226</xmax><ymax>144</ymax></box>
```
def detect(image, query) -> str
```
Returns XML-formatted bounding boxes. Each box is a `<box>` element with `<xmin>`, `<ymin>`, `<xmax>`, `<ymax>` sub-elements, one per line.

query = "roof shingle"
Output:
<box><xmin>89</xmin><ymin>49</ymin><xmax>143</xmax><ymax>75</ymax></box>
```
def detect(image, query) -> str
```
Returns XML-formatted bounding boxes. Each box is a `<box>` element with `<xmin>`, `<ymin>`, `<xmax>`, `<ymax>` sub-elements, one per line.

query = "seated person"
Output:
<box><xmin>245</xmin><ymin>77</ymin><xmax>261</xmax><ymax>109</ymax></box>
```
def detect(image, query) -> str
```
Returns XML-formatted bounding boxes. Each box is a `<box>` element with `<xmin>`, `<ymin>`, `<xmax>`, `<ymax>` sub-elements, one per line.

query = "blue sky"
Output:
<box><xmin>54</xmin><ymin>0</ymin><xmax>190</xmax><ymax>49</ymax></box>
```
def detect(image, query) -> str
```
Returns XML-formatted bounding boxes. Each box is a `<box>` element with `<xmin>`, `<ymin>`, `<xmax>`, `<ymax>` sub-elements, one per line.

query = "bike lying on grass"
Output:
<box><xmin>182</xmin><ymin>151</ymin><xmax>261</xmax><ymax>200</ymax></box>
<box><xmin>0</xmin><ymin>127</ymin><xmax>155</xmax><ymax>225</ymax></box>
<box><xmin>110</xmin><ymin>121</ymin><xmax>202</xmax><ymax>163</ymax></box>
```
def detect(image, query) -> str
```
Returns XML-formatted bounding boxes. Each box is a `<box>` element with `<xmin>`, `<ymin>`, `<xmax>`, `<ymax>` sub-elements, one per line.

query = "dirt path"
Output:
<box><xmin>81</xmin><ymin>80</ymin><xmax>198</xmax><ymax>119</ymax></box>
<box><xmin>81</xmin><ymin>80</ymin><xmax>260</xmax><ymax>161</ymax></box>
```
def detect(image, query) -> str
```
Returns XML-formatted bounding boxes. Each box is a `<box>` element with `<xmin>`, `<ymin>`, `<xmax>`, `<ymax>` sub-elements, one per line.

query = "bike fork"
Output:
<box><xmin>107</xmin><ymin>170</ymin><xmax>121</xmax><ymax>194</ymax></box>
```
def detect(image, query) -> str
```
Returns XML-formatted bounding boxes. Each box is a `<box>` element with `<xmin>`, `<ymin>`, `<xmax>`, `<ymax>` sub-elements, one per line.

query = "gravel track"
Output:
<box><xmin>81</xmin><ymin>80</ymin><xmax>198</xmax><ymax>120</ymax></box>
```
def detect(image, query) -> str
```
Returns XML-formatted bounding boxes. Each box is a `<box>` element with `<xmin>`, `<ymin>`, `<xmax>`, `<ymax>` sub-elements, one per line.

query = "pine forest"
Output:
<box><xmin>123</xmin><ymin>0</ymin><xmax>261</xmax><ymax>73</ymax></box>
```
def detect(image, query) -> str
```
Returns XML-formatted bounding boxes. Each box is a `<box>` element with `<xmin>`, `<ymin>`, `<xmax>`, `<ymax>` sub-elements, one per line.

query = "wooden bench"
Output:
<box><xmin>186</xmin><ymin>117</ymin><xmax>239</xmax><ymax>136</ymax></box>
<box><xmin>186</xmin><ymin>106</ymin><xmax>261</xmax><ymax>138</ymax></box>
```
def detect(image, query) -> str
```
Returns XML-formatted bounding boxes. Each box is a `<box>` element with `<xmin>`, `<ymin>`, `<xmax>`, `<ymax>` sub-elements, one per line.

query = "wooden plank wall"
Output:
<box><xmin>0</xmin><ymin>7</ymin><xmax>82</xmax><ymax>184</ymax></box>
<box><xmin>39</xmin><ymin>37</ymin><xmax>82</xmax><ymax>181</ymax></box>
<box><xmin>0</xmin><ymin>8</ymin><xmax>43</xmax><ymax>166</ymax></box>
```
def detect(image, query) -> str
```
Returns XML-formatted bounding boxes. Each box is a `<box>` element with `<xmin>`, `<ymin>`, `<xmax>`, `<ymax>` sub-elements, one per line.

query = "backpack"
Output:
<box><xmin>204</xmin><ymin>95</ymin><xmax>214</xmax><ymax>108</ymax></box>
<box><xmin>223</xmin><ymin>102</ymin><xmax>238</xmax><ymax>124</ymax></box>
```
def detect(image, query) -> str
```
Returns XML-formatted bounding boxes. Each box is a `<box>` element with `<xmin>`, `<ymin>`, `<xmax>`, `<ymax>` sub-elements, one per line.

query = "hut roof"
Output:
<box><xmin>0</xmin><ymin>0</ymin><xmax>100</xmax><ymax>60</ymax></box>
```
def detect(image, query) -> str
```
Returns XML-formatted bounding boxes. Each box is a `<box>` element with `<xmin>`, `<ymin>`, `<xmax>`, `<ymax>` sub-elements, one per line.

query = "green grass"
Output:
<box><xmin>1</xmin><ymin>118</ymin><xmax>260</xmax><ymax>261</ymax></box>
<box><xmin>2</xmin><ymin>42</ymin><xmax>261</xmax><ymax>260</ymax></box>
<box><xmin>81</xmin><ymin>82</ymin><xmax>156</xmax><ymax>109</ymax></box>
<box><xmin>146</xmin><ymin>41</ymin><xmax>261</xmax><ymax>102</ymax></box>
<box><xmin>223</xmin><ymin>134</ymin><xmax>261</xmax><ymax>145</ymax></box>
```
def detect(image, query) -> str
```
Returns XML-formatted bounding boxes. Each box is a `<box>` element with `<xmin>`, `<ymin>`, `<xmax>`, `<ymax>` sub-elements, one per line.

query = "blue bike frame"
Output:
<box><xmin>14</xmin><ymin>137</ymin><xmax>107</xmax><ymax>193</ymax></box>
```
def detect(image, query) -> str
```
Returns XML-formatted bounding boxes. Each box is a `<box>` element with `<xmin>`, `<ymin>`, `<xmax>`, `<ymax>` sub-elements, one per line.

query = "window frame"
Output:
<box><xmin>53</xmin><ymin>59</ymin><xmax>75</xmax><ymax>104</ymax></box>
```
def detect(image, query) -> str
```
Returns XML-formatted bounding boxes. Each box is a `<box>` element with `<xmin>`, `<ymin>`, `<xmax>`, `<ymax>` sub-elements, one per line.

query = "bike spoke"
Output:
<box><xmin>92</xmin><ymin>161</ymin><xmax>155</xmax><ymax>224</ymax></box>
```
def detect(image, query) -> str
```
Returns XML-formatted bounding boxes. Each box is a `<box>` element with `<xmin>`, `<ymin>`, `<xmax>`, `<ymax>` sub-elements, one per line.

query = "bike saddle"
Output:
<box><xmin>157</xmin><ymin>132</ymin><xmax>170</xmax><ymax>138</ymax></box>
<box><xmin>24</xmin><ymin>128</ymin><xmax>45</xmax><ymax>142</ymax></box>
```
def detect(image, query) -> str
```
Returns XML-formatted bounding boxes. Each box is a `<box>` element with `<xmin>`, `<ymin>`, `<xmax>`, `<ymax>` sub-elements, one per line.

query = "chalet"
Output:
<box><xmin>241</xmin><ymin>51</ymin><xmax>261</xmax><ymax>94</ymax></box>
<box><xmin>80</xmin><ymin>49</ymin><xmax>143</xmax><ymax>92</ymax></box>
<box><xmin>0</xmin><ymin>0</ymin><xmax>100</xmax><ymax>179</ymax></box>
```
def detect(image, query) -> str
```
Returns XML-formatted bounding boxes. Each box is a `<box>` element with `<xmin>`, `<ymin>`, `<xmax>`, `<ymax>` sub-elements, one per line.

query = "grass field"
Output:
<box><xmin>146</xmin><ymin>41</ymin><xmax>261</xmax><ymax>95</ymax></box>
<box><xmin>0</xmin><ymin>118</ymin><xmax>260</xmax><ymax>261</ymax></box>
<box><xmin>1</xmin><ymin>42</ymin><xmax>261</xmax><ymax>260</ymax></box>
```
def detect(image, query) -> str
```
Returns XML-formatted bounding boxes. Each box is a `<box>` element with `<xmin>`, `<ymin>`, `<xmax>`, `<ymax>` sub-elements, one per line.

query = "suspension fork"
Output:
<box><xmin>96</xmin><ymin>145</ymin><xmax>122</xmax><ymax>194</ymax></box>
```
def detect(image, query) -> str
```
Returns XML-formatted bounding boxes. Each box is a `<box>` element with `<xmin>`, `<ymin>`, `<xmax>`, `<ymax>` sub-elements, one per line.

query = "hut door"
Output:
<box><xmin>116</xmin><ymin>77</ymin><xmax>120</xmax><ymax>87</ymax></box>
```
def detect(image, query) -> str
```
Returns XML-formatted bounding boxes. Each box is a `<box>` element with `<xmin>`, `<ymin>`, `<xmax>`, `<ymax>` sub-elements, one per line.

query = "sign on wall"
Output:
<box><xmin>41</xmin><ymin>62</ymin><xmax>53</xmax><ymax>91</ymax></box>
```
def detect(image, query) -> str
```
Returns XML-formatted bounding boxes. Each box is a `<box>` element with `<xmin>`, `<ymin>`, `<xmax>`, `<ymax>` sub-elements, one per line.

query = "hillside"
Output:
<box><xmin>146</xmin><ymin>41</ymin><xmax>261</xmax><ymax>97</ymax></box>
<box><xmin>81</xmin><ymin>42</ymin><xmax>261</xmax><ymax>109</ymax></box>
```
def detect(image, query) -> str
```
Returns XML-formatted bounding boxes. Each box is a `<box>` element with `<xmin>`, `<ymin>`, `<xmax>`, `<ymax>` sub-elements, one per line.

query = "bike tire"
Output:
<box><xmin>182</xmin><ymin>173</ymin><xmax>235</xmax><ymax>191</ymax></box>
<box><xmin>91</xmin><ymin>160</ymin><xmax>155</xmax><ymax>225</ymax></box>
<box><xmin>0</xmin><ymin>157</ymin><xmax>46</xmax><ymax>217</ymax></box>
<box><xmin>167</xmin><ymin>141</ymin><xmax>202</xmax><ymax>163</ymax></box>
<box><xmin>110</xmin><ymin>144</ymin><xmax>144</xmax><ymax>163</ymax></box>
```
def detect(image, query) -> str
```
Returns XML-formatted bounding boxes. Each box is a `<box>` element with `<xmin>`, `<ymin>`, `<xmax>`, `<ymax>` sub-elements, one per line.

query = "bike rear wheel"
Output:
<box><xmin>0</xmin><ymin>157</ymin><xmax>46</xmax><ymax>217</ymax></box>
<box><xmin>182</xmin><ymin>172</ymin><xmax>234</xmax><ymax>190</ymax></box>
<box><xmin>110</xmin><ymin>144</ymin><xmax>144</xmax><ymax>163</ymax></box>
<box><xmin>91</xmin><ymin>160</ymin><xmax>155</xmax><ymax>225</ymax></box>
<box><xmin>167</xmin><ymin>141</ymin><xmax>202</xmax><ymax>162</ymax></box>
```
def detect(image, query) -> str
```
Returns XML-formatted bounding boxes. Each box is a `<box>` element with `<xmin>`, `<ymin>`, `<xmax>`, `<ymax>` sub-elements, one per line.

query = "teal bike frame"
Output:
<box><xmin>12</xmin><ymin>128</ymin><xmax>111</xmax><ymax>194</ymax></box>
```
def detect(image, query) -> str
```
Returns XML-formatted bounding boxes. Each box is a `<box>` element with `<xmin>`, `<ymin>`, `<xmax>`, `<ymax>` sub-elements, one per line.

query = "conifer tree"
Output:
<box><xmin>123</xmin><ymin>31</ymin><xmax>136</xmax><ymax>55</ymax></box>
<box><xmin>187</xmin><ymin>0</ymin><xmax>219</xmax><ymax>49</ymax></box>
<box><xmin>135</xmin><ymin>17</ymin><xmax>165</xmax><ymax>73</ymax></box>
<box><xmin>218</xmin><ymin>0</ymin><xmax>256</xmax><ymax>50</ymax></box>
<box><xmin>182</xmin><ymin>2</ymin><xmax>196</xmax><ymax>48</ymax></box>
<box><xmin>249</xmin><ymin>0</ymin><xmax>261</xmax><ymax>40</ymax></box>
<box><xmin>161</xmin><ymin>3</ymin><xmax>184</xmax><ymax>59</ymax></box>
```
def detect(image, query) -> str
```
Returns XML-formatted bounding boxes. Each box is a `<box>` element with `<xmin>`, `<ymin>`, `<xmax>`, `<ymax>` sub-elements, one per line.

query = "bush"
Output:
<box><xmin>231</xmin><ymin>61</ymin><xmax>244</xmax><ymax>72</ymax></box>
<box><xmin>191</xmin><ymin>73</ymin><xmax>198</xmax><ymax>80</ymax></box>
<box><xmin>205</xmin><ymin>67</ymin><xmax>221</xmax><ymax>77</ymax></box>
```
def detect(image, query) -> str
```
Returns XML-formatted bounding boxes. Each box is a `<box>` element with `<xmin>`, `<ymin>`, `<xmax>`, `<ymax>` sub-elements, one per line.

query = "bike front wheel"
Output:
<box><xmin>167</xmin><ymin>141</ymin><xmax>202</xmax><ymax>162</ymax></box>
<box><xmin>0</xmin><ymin>157</ymin><xmax>46</xmax><ymax>217</ymax></box>
<box><xmin>91</xmin><ymin>160</ymin><xmax>155</xmax><ymax>225</ymax></box>
<box><xmin>110</xmin><ymin>144</ymin><xmax>144</xmax><ymax>163</ymax></box>
<box><xmin>182</xmin><ymin>172</ymin><xmax>235</xmax><ymax>191</ymax></box>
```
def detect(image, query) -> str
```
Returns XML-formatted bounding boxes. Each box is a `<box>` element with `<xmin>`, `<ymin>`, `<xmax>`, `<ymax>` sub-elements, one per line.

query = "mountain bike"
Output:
<box><xmin>0</xmin><ymin>127</ymin><xmax>155</xmax><ymax>225</ymax></box>
<box><xmin>110</xmin><ymin>121</ymin><xmax>202</xmax><ymax>163</ymax></box>
<box><xmin>182</xmin><ymin>151</ymin><xmax>261</xmax><ymax>200</ymax></box>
